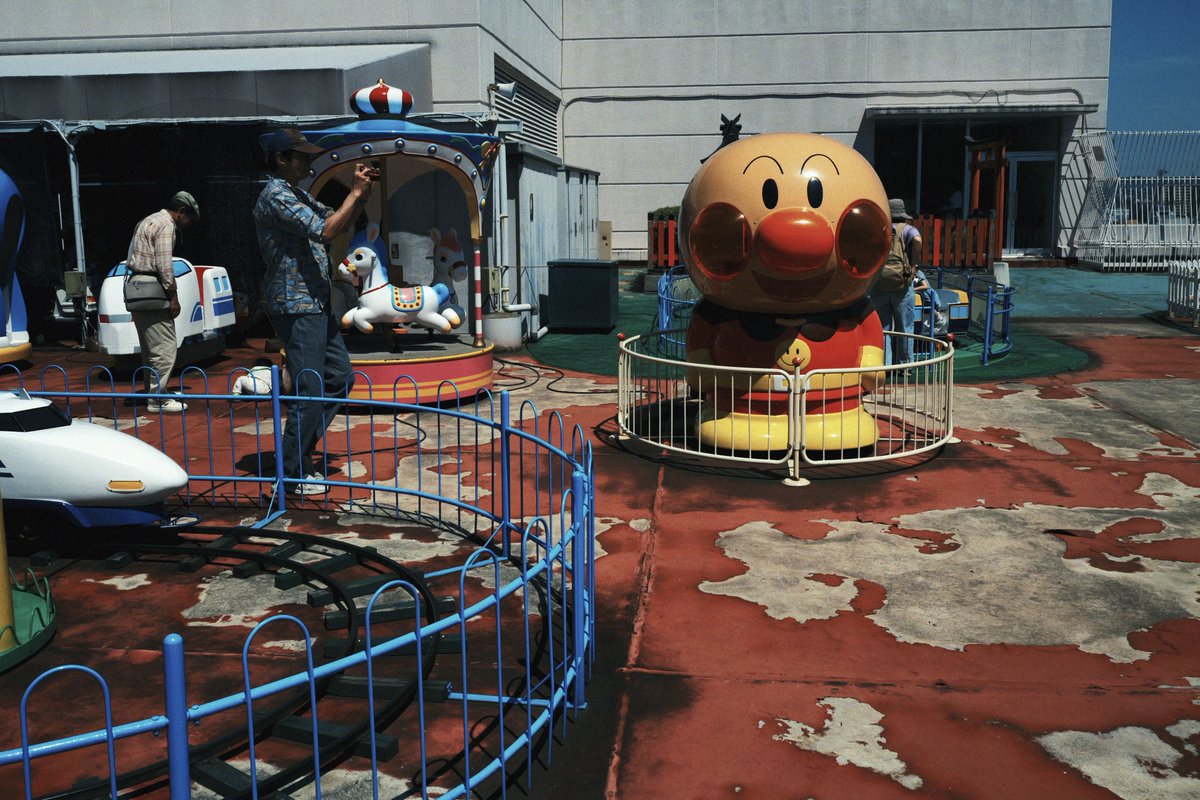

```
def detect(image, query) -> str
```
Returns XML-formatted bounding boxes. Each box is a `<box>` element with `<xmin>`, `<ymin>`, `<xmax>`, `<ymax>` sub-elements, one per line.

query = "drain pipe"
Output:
<box><xmin>47</xmin><ymin>121</ymin><xmax>91</xmax><ymax>345</ymax></box>
<box><xmin>499</xmin><ymin>287</ymin><xmax>548</xmax><ymax>341</ymax></box>
<box><xmin>46</xmin><ymin>121</ymin><xmax>88</xmax><ymax>278</ymax></box>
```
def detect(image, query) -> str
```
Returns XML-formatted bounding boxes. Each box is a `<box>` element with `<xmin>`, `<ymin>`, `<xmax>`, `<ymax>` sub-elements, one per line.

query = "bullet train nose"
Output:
<box><xmin>80</xmin><ymin>426</ymin><xmax>189</xmax><ymax>504</ymax></box>
<box><xmin>0</xmin><ymin>391</ymin><xmax>190</xmax><ymax>525</ymax></box>
<box><xmin>103</xmin><ymin>457</ymin><xmax>189</xmax><ymax>503</ymax></box>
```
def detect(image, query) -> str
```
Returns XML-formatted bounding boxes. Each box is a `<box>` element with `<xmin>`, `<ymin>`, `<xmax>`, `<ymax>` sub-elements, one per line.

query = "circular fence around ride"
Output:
<box><xmin>0</xmin><ymin>362</ymin><xmax>595</xmax><ymax>800</ymax></box>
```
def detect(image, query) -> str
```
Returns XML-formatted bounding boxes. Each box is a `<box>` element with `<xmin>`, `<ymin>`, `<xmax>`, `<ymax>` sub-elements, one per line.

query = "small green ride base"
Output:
<box><xmin>0</xmin><ymin>571</ymin><xmax>56</xmax><ymax>673</ymax></box>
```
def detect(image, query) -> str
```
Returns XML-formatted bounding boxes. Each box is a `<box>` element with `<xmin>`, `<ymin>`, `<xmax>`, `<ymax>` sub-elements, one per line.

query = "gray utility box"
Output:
<box><xmin>546</xmin><ymin>259</ymin><xmax>619</xmax><ymax>331</ymax></box>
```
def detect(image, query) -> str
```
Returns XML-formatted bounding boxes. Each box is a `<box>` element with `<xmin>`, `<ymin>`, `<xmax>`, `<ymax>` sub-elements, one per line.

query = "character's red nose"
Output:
<box><xmin>755</xmin><ymin>209</ymin><xmax>834</xmax><ymax>273</ymax></box>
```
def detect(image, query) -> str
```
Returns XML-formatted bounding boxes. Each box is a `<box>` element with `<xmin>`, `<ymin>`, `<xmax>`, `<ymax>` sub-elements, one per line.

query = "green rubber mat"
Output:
<box><xmin>526</xmin><ymin>291</ymin><xmax>661</xmax><ymax>377</ymax></box>
<box><xmin>523</xmin><ymin>267</ymin><xmax>1161</xmax><ymax>381</ymax></box>
<box><xmin>950</xmin><ymin>328</ymin><xmax>1089</xmax><ymax>383</ymax></box>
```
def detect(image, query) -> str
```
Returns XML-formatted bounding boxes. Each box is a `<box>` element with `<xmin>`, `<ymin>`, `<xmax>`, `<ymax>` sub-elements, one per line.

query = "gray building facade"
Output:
<box><xmin>0</xmin><ymin>0</ymin><xmax>1110</xmax><ymax>281</ymax></box>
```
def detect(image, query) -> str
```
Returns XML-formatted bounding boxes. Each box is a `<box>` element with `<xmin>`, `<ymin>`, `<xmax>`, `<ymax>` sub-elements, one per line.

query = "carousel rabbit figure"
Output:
<box><xmin>428</xmin><ymin>226</ymin><xmax>467</xmax><ymax>328</ymax></box>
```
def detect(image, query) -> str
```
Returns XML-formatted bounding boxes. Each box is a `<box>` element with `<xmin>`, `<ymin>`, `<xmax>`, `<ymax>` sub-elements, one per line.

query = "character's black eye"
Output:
<box><xmin>807</xmin><ymin>177</ymin><xmax>823</xmax><ymax>208</ymax></box>
<box><xmin>762</xmin><ymin>178</ymin><xmax>778</xmax><ymax>209</ymax></box>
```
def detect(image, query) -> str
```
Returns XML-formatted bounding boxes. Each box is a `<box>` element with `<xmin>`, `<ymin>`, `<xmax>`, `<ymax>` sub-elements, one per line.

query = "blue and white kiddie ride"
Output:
<box><xmin>96</xmin><ymin>258</ymin><xmax>236</xmax><ymax>369</ymax></box>
<box><xmin>0</xmin><ymin>389</ymin><xmax>188</xmax><ymax>526</ymax></box>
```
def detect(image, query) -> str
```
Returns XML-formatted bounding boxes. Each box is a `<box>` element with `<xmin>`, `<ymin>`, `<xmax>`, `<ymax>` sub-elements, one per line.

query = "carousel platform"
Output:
<box><xmin>342</xmin><ymin>329</ymin><xmax>493</xmax><ymax>403</ymax></box>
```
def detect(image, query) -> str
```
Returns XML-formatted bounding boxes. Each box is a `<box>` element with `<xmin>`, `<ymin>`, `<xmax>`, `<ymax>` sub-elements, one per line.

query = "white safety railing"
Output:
<box><xmin>618</xmin><ymin>330</ymin><xmax>954</xmax><ymax>485</ymax></box>
<box><xmin>1168</xmin><ymin>259</ymin><xmax>1200</xmax><ymax>327</ymax></box>
<box><xmin>1076</xmin><ymin>131</ymin><xmax>1200</xmax><ymax>272</ymax></box>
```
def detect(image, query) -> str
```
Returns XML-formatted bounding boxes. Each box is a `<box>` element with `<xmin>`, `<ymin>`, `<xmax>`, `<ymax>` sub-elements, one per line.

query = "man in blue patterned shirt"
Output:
<box><xmin>254</xmin><ymin>127</ymin><xmax>376</xmax><ymax>495</ymax></box>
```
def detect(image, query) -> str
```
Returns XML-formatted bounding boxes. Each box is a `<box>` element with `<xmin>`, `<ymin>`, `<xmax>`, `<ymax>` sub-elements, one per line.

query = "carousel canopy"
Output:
<box><xmin>301</xmin><ymin>116</ymin><xmax>500</xmax><ymax>179</ymax></box>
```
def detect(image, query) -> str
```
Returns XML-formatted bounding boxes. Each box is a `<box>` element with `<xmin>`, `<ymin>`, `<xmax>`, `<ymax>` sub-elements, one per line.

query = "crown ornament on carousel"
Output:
<box><xmin>350</xmin><ymin>79</ymin><xmax>414</xmax><ymax>118</ymax></box>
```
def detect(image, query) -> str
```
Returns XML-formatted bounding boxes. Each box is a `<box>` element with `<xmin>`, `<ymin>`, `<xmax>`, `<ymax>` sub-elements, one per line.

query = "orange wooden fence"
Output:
<box><xmin>647</xmin><ymin>215</ymin><xmax>678</xmax><ymax>267</ymax></box>
<box><xmin>912</xmin><ymin>215</ymin><xmax>997</xmax><ymax>269</ymax></box>
<box><xmin>649</xmin><ymin>213</ymin><xmax>995</xmax><ymax>270</ymax></box>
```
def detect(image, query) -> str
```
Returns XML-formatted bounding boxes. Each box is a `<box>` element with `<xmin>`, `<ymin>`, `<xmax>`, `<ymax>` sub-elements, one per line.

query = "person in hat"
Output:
<box><xmin>126</xmin><ymin>190</ymin><xmax>200</xmax><ymax>412</ymax></box>
<box><xmin>869</xmin><ymin>197</ymin><xmax>923</xmax><ymax>365</ymax></box>
<box><xmin>253</xmin><ymin>126</ymin><xmax>377</xmax><ymax>495</ymax></box>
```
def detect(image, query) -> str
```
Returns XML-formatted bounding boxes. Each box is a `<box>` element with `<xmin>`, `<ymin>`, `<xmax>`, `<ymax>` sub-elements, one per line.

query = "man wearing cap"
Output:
<box><xmin>126</xmin><ymin>190</ymin><xmax>200</xmax><ymax>413</ymax></box>
<box><xmin>254</xmin><ymin>126</ymin><xmax>376</xmax><ymax>495</ymax></box>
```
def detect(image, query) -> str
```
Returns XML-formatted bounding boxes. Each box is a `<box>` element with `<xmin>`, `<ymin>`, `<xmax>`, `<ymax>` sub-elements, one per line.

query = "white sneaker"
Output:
<box><xmin>291</xmin><ymin>476</ymin><xmax>329</xmax><ymax>496</ymax></box>
<box><xmin>147</xmin><ymin>397</ymin><xmax>187</xmax><ymax>413</ymax></box>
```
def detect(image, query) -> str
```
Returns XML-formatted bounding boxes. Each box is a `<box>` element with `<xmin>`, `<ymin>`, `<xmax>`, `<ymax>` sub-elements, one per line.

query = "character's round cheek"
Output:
<box><xmin>688</xmin><ymin>202</ymin><xmax>752</xmax><ymax>281</ymax></box>
<box><xmin>836</xmin><ymin>200</ymin><xmax>890</xmax><ymax>277</ymax></box>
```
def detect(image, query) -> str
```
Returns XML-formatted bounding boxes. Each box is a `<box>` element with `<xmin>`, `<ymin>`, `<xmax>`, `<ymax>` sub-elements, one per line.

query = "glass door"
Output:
<box><xmin>1006</xmin><ymin>152</ymin><xmax>1057</xmax><ymax>255</ymax></box>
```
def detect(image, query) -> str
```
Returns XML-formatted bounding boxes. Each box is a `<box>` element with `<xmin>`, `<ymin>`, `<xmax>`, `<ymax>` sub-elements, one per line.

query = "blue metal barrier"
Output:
<box><xmin>932</xmin><ymin>268</ymin><xmax>1015</xmax><ymax>365</ymax></box>
<box><xmin>655</xmin><ymin>265</ymin><xmax>698</xmax><ymax>358</ymax></box>
<box><xmin>0</xmin><ymin>365</ymin><xmax>595</xmax><ymax>799</ymax></box>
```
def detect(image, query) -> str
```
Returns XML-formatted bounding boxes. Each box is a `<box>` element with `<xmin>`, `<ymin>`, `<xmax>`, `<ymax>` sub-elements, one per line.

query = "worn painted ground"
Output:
<box><xmin>3</xmin><ymin>307</ymin><xmax>1199</xmax><ymax>799</ymax></box>
<box><xmin>529</xmin><ymin>316</ymin><xmax>1200</xmax><ymax>800</ymax></box>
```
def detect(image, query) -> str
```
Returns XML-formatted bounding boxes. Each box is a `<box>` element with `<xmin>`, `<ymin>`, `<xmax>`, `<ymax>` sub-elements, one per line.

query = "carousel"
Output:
<box><xmin>299</xmin><ymin>81</ymin><xmax>501</xmax><ymax>403</ymax></box>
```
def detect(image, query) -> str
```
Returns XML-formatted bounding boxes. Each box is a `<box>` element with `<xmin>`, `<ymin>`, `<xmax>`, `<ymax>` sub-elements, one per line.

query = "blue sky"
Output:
<box><xmin>1107</xmin><ymin>0</ymin><xmax>1200</xmax><ymax>130</ymax></box>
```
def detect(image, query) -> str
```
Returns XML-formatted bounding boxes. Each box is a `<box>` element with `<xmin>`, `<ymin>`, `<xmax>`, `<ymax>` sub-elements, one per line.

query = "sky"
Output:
<box><xmin>1107</xmin><ymin>0</ymin><xmax>1200</xmax><ymax>131</ymax></box>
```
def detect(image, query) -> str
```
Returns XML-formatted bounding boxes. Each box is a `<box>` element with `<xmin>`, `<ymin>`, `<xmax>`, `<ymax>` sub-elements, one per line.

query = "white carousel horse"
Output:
<box><xmin>339</xmin><ymin>244</ymin><xmax>458</xmax><ymax>334</ymax></box>
<box><xmin>429</xmin><ymin>227</ymin><xmax>468</xmax><ymax>325</ymax></box>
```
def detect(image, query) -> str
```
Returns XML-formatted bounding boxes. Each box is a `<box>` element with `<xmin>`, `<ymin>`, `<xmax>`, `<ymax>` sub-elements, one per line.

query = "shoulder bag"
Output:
<box><xmin>124</xmin><ymin>272</ymin><xmax>171</xmax><ymax>311</ymax></box>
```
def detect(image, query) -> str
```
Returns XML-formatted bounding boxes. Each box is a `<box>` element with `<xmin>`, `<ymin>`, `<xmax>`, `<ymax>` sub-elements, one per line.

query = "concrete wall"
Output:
<box><xmin>0</xmin><ymin>0</ymin><xmax>1111</xmax><ymax>260</ymax></box>
<box><xmin>561</xmin><ymin>0</ymin><xmax>1112</xmax><ymax>258</ymax></box>
<box><xmin>0</xmin><ymin>1</ymin><xmax>562</xmax><ymax>119</ymax></box>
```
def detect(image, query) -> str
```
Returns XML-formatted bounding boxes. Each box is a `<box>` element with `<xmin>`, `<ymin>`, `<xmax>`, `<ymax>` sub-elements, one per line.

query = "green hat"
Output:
<box><xmin>171</xmin><ymin>190</ymin><xmax>200</xmax><ymax>221</ymax></box>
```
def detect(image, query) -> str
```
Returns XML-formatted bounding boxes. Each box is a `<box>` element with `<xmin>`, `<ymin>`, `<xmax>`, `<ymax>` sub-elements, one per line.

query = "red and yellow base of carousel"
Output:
<box><xmin>344</xmin><ymin>331</ymin><xmax>494</xmax><ymax>403</ymax></box>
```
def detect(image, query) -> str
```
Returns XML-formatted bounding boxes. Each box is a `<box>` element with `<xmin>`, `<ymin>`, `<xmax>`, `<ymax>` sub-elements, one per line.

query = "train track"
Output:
<box><xmin>29</xmin><ymin>524</ymin><xmax>452</xmax><ymax>800</ymax></box>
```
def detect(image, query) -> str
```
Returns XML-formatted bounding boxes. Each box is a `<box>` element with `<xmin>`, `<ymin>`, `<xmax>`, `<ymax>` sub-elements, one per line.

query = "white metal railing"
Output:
<box><xmin>1168</xmin><ymin>259</ymin><xmax>1200</xmax><ymax>326</ymax></box>
<box><xmin>618</xmin><ymin>330</ymin><xmax>954</xmax><ymax>484</ymax></box>
<box><xmin>1076</xmin><ymin>131</ymin><xmax>1200</xmax><ymax>272</ymax></box>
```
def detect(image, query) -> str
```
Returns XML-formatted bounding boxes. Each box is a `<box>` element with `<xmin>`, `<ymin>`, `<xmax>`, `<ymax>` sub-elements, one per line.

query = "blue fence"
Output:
<box><xmin>0</xmin><ymin>364</ymin><xmax>595</xmax><ymax>799</ymax></box>
<box><xmin>928</xmin><ymin>267</ymin><xmax>1015</xmax><ymax>365</ymax></box>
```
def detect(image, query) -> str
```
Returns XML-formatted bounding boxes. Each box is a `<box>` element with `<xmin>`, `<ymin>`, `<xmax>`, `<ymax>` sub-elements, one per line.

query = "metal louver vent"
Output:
<box><xmin>494</xmin><ymin>64</ymin><xmax>560</xmax><ymax>156</ymax></box>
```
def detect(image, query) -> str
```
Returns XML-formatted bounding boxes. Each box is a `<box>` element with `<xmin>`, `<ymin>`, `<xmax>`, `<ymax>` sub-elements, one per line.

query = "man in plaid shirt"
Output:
<box><xmin>126</xmin><ymin>190</ymin><xmax>199</xmax><ymax>413</ymax></box>
<box><xmin>254</xmin><ymin>127</ymin><xmax>376</xmax><ymax>495</ymax></box>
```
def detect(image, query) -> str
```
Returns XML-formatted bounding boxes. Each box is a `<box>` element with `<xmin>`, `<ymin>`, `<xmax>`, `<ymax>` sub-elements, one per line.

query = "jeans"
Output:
<box><xmin>268</xmin><ymin>311</ymin><xmax>354</xmax><ymax>480</ymax></box>
<box><xmin>869</xmin><ymin>286</ymin><xmax>916</xmax><ymax>365</ymax></box>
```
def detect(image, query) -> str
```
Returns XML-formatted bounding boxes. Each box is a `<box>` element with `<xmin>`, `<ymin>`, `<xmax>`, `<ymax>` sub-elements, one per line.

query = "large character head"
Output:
<box><xmin>679</xmin><ymin>132</ymin><xmax>891</xmax><ymax>314</ymax></box>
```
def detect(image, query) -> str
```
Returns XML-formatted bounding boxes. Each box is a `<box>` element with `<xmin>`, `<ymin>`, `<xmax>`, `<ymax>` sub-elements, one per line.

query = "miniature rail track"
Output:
<box><xmin>30</xmin><ymin>525</ymin><xmax>449</xmax><ymax>800</ymax></box>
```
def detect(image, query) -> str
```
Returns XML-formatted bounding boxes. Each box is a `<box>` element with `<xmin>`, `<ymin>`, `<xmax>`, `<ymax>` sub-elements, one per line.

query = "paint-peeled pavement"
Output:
<box><xmin>534</xmin><ymin>308</ymin><xmax>1200</xmax><ymax>799</ymax></box>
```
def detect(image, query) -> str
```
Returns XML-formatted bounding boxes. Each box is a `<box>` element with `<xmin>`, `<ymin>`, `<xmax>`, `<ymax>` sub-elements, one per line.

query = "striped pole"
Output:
<box><xmin>472</xmin><ymin>239</ymin><xmax>485</xmax><ymax>347</ymax></box>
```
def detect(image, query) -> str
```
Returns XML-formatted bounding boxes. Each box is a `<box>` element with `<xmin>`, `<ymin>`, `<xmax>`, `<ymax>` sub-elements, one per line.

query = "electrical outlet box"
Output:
<box><xmin>63</xmin><ymin>270</ymin><xmax>88</xmax><ymax>298</ymax></box>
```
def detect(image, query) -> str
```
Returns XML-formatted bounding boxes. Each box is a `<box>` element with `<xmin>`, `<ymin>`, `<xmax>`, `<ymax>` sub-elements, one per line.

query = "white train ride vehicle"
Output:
<box><xmin>0</xmin><ymin>389</ymin><xmax>189</xmax><ymax>526</ymax></box>
<box><xmin>97</xmin><ymin>258</ymin><xmax>236</xmax><ymax>369</ymax></box>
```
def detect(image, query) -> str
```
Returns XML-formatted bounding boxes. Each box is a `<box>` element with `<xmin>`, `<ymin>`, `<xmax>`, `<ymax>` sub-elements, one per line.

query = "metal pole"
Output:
<box><xmin>499</xmin><ymin>391</ymin><xmax>512</xmax><ymax>559</ymax></box>
<box><xmin>271</xmin><ymin>364</ymin><xmax>287</xmax><ymax>511</ymax></box>
<box><xmin>162</xmin><ymin>633</ymin><xmax>191</xmax><ymax>800</ymax></box>
<box><xmin>0</xmin><ymin>486</ymin><xmax>15</xmax><ymax>652</ymax></box>
<box><xmin>471</xmin><ymin>241</ymin><xmax>484</xmax><ymax>347</ymax></box>
<box><xmin>46</xmin><ymin>122</ymin><xmax>90</xmax><ymax>346</ymax></box>
<box><xmin>570</xmin><ymin>469</ymin><xmax>588</xmax><ymax>709</ymax></box>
